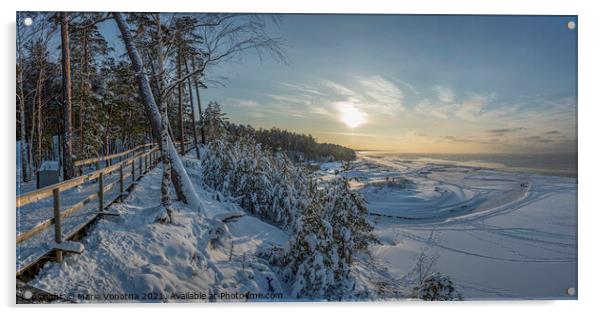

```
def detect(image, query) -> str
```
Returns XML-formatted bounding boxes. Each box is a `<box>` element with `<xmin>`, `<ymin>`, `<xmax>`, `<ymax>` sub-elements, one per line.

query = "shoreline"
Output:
<box><xmin>355</xmin><ymin>152</ymin><xmax>577</xmax><ymax>178</ymax></box>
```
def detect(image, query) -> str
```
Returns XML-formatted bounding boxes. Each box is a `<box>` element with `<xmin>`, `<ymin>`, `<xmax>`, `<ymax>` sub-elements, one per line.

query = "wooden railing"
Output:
<box><xmin>74</xmin><ymin>143</ymin><xmax>155</xmax><ymax>168</ymax></box>
<box><xmin>16</xmin><ymin>140</ymin><xmax>194</xmax><ymax>276</ymax></box>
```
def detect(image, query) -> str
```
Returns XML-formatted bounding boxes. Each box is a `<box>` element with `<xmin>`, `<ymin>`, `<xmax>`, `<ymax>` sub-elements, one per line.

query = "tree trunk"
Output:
<box><xmin>36</xmin><ymin>79</ymin><xmax>42</xmax><ymax>169</ymax></box>
<box><xmin>29</xmin><ymin>87</ymin><xmax>36</xmax><ymax>174</ymax></box>
<box><xmin>36</xmin><ymin>60</ymin><xmax>45</xmax><ymax>170</ymax></box>
<box><xmin>60</xmin><ymin>12</ymin><xmax>75</xmax><ymax>180</ymax></box>
<box><xmin>155</xmin><ymin>14</ymin><xmax>174</xmax><ymax>221</ymax></box>
<box><xmin>16</xmin><ymin>17</ymin><xmax>31</xmax><ymax>183</ymax></box>
<box><xmin>79</xmin><ymin>31</ymin><xmax>88</xmax><ymax>159</ymax></box>
<box><xmin>191</xmin><ymin>58</ymin><xmax>206</xmax><ymax>145</ymax></box>
<box><xmin>177</xmin><ymin>48</ymin><xmax>185</xmax><ymax>155</ymax></box>
<box><xmin>112</xmin><ymin>12</ymin><xmax>204</xmax><ymax>213</ymax></box>
<box><xmin>184</xmin><ymin>59</ymin><xmax>200</xmax><ymax>159</ymax></box>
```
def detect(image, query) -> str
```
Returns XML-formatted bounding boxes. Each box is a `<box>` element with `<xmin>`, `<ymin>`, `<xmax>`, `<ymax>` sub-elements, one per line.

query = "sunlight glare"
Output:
<box><xmin>338</xmin><ymin>103</ymin><xmax>367</xmax><ymax>128</ymax></box>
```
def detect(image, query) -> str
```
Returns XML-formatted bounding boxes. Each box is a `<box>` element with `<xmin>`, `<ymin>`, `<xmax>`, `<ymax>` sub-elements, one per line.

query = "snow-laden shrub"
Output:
<box><xmin>202</xmin><ymin>136</ymin><xmax>378</xmax><ymax>299</ymax></box>
<box><xmin>201</xmin><ymin>138</ymin><xmax>308</xmax><ymax>229</ymax></box>
<box><xmin>416</xmin><ymin>273</ymin><xmax>462</xmax><ymax>301</ymax></box>
<box><xmin>322</xmin><ymin>177</ymin><xmax>379</xmax><ymax>258</ymax></box>
<box><xmin>275</xmin><ymin>177</ymin><xmax>378</xmax><ymax>300</ymax></box>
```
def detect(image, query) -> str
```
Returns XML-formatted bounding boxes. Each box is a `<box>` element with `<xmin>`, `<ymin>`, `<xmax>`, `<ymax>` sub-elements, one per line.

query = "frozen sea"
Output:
<box><xmin>323</xmin><ymin>152</ymin><xmax>578</xmax><ymax>300</ymax></box>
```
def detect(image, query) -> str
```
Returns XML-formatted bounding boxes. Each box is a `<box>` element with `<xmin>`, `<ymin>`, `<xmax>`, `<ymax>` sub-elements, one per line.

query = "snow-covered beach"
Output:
<box><xmin>335</xmin><ymin>153</ymin><xmax>577</xmax><ymax>299</ymax></box>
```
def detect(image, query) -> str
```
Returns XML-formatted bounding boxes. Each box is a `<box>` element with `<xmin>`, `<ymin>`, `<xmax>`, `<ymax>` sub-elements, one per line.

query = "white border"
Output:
<box><xmin>2</xmin><ymin>1</ymin><xmax>601</xmax><ymax>315</ymax></box>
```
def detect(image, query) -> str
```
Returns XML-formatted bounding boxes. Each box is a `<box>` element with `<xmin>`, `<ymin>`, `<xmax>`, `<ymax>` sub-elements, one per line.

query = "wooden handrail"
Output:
<box><xmin>17</xmin><ymin>146</ymin><xmax>160</xmax><ymax>208</ymax></box>
<box><xmin>16</xmin><ymin>140</ymin><xmax>196</xmax><ymax>276</ymax></box>
<box><xmin>16</xmin><ymin>146</ymin><xmax>160</xmax><ymax>244</ymax></box>
<box><xmin>73</xmin><ymin>140</ymin><xmax>192</xmax><ymax>167</ymax></box>
<box><xmin>73</xmin><ymin>143</ymin><xmax>154</xmax><ymax>167</ymax></box>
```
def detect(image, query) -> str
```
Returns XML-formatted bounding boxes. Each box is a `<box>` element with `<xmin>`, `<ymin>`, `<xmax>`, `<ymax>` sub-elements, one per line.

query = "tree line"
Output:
<box><xmin>16</xmin><ymin>12</ymin><xmax>354</xmax><ymax>215</ymax></box>
<box><xmin>226</xmin><ymin>123</ymin><xmax>356</xmax><ymax>162</ymax></box>
<box><xmin>16</xmin><ymin>12</ymin><xmax>286</xmax><ymax>216</ymax></box>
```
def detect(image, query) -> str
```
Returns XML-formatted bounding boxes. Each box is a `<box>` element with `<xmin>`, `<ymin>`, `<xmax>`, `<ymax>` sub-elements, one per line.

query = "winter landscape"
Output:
<box><xmin>16</xmin><ymin>13</ymin><xmax>577</xmax><ymax>302</ymax></box>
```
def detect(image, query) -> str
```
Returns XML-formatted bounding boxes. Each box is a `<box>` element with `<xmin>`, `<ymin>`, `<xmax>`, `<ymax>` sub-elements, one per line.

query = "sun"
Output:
<box><xmin>338</xmin><ymin>103</ymin><xmax>367</xmax><ymax>128</ymax></box>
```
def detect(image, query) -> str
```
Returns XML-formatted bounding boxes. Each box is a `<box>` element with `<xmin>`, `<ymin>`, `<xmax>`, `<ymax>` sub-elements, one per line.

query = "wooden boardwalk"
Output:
<box><xmin>15</xmin><ymin>141</ymin><xmax>192</xmax><ymax>304</ymax></box>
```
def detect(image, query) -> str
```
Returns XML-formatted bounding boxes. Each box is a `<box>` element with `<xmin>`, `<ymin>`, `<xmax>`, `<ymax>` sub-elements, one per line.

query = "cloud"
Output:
<box><xmin>456</xmin><ymin>93</ymin><xmax>495</xmax><ymax>121</ymax></box>
<box><xmin>437</xmin><ymin>135</ymin><xmax>476</xmax><ymax>143</ymax></box>
<box><xmin>279</xmin><ymin>82</ymin><xmax>327</xmax><ymax>97</ymax></box>
<box><xmin>309</xmin><ymin>106</ymin><xmax>331</xmax><ymax>116</ymax></box>
<box><xmin>249</xmin><ymin>111</ymin><xmax>265</xmax><ymax>118</ymax></box>
<box><xmin>543</xmin><ymin>130</ymin><xmax>561</xmax><ymax>135</ymax></box>
<box><xmin>521</xmin><ymin>135</ymin><xmax>554</xmax><ymax>144</ymax></box>
<box><xmin>358</xmin><ymin>76</ymin><xmax>405</xmax><ymax>113</ymax></box>
<box><xmin>433</xmin><ymin>85</ymin><xmax>454</xmax><ymax>103</ymax></box>
<box><xmin>414</xmin><ymin>92</ymin><xmax>496</xmax><ymax>122</ymax></box>
<box><xmin>415</xmin><ymin>100</ymin><xmax>455</xmax><ymax>119</ymax></box>
<box><xmin>322</xmin><ymin>80</ymin><xmax>362</xmax><ymax>101</ymax></box>
<box><xmin>486</xmin><ymin>127</ymin><xmax>526</xmax><ymax>136</ymax></box>
<box><xmin>267</xmin><ymin>94</ymin><xmax>311</xmax><ymax>106</ymax></box>
<box><xmin>227</xmin><ymin>98</ymin><xmax>259</xmax><ymax>108</ymax></box>
<box><xmin>299</xmin><ymin>76</ymin><xmax>406</xmax><ymax>126</ymax></box>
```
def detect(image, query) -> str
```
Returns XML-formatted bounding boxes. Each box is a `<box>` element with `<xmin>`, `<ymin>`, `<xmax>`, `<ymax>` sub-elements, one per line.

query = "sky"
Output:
<box><xmin>103</xmin><ymin>14</ymin><xmax>578</xmax><ymax>154</ymax></box>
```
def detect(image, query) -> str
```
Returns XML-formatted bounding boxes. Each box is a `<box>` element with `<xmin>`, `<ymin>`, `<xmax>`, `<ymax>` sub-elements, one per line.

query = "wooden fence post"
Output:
<box><xmin>52</xmin><ymin>188</ymin><xmax>63</xmax><ymax>263</ymax></box>
<box><xmin>98</xmin><ymin>171</ymin><xmax>104</xmax><ymax>212</ymax></box>
<box><xmin>132</xmin><ymin>159</ymin><xmax>136</xmax><ymax>182</ymax></box>
<box><xmin>139</xmin><ymin>156</ymin><xmax>142</xmax><ymax>175</ymax></box>
<box><xmin>119</xmin><ymin>164</ymin><xmax>124</xmax><ymax>194</ymax></box>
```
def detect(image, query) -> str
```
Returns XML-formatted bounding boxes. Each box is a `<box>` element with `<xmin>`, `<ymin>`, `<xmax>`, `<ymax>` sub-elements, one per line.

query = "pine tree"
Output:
<box><xmin>416</xmin><ymin>273</ymin><xmax>462</xmax><ymax>301</ymax></box>
<box><xmin>59</xmin><ymin>12</ymin><xmax>75</xmax><ymax>180</ymax></box>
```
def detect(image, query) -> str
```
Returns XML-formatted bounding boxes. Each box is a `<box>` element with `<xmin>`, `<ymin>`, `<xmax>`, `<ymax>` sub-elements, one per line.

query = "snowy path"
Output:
<box><xmin>17</xmin><ymin>163</ymin><xmax>141</xmax><ymax>273</ymax></box>
<box><xmin>30</xmin><ymin>162</ymin><xmax>290</xmax><ymax>302</ymax></box>
<box><xmin>345</xmin><ymin>155</ymin><xmax>577</xmax><ymax>299</ymax></box>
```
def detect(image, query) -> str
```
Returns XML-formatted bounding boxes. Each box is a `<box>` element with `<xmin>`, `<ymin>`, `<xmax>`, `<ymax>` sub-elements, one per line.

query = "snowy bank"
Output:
<box><xmin>31</xmin><ymin>164</ymin><xmax>290</xmax><ymax>302</ymax></box>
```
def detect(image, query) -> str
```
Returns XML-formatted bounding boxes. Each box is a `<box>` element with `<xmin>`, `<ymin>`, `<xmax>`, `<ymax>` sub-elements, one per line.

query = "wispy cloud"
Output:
<box><xmin>415</xmin><ymin>91</ymin><xmax>496</xmax><ymax>122</ymax></box>
<box><xmin>227</xmin><ymin>98</ymin><xmax>259</xmax><ymax>108</ymax></box>
<box><xmin>358</xmin><ymin>75</ymin><xmax>405</xmax><ymax>113</ymax></box>
<box><xmin>279</xmin><ymin>82</ymin><xmax>327</xmax><ymax>97</ymax></box>
<box><xmin>456</xmin><ymin>93</ymin><xmax>496</xmax><ymax>121</ymax></box>
<box><xmin>433</xmin><ymin>85</ymin><xmax>455</xmax><ymax>103</ymax></box>
<box><xmin>543</xmin><ymin>130</ymin><xmax>561</xmax><ymax>135</ymax></box>
<box><xmin>322</xmin><ymin>80</ymin><xmax>362</xmax><ymax>101</ymax></box>
<box><xmin>267</xmin><ymin>94</ymin><xmax>311</xmax><ymax>106</ymax></box>
<box><xmin>415</xmin><ymin>100</ymin><xmax>455</xmax><ymax>119</ymax></box>
<box><xmin>486</xmin><ymin>127</ymin><xmax>526</xmax><ymax>136</ymax></box>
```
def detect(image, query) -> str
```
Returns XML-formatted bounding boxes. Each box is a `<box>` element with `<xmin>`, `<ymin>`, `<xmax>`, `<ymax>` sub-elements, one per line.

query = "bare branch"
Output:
<box><xmin>161</xmin><ymin>64</ymin><xmax>206</xmax><ymax>100</ymax></box>
<box><xmin>71</xmin><ymin>14</ymin><xmax>113</xmax><ymax>31</ymax></box>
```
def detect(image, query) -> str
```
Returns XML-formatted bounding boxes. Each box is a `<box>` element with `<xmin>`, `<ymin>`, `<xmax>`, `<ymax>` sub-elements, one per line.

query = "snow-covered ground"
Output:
<box><xmin>29</xmin><ymin>159</ymin><xmax>291</xmax><ymax>302</ymax></box>
<box><xmin>329</xmin><ymin>153</ymin><xmax>577</xmax><ymax>299</ymax></box>
<box><xmin>16</xmin><ymin>143</ymin><xmax>154</xmax><ymax>273</ymax></box>
<box><xmin>23</xmin><ymin>151</ymin><xmax>577</xmax><ymax>301</ymax></box>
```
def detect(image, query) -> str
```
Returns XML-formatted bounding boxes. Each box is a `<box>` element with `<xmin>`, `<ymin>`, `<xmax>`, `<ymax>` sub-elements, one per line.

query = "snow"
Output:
<box><xmin>30</xmin><ymin>161</ymin><xmax>290</xmax><ymax>302</ymax></box>
<box><xmin>39</xmin><ymin>160</ymin><xmax>60</xmax><ymax>171</ymax></box>
<box><xmin>329</xmin><ymin>153</ymin><xmax>577</xmax><ymax>299</ymax></box>
<box><xmin>51</xmin><ymin>241</ymin><xmax>85</xmax><ymax>254</ymax></box>
<box><xmin>17</xmin><ymin>161</ymin><xmax>139</xmax><ymax>272</ymax></box>
<box><xmin>23</xmin><ymin>148</ymin><xmax>577</xmax><ymax>301</ymax></box>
